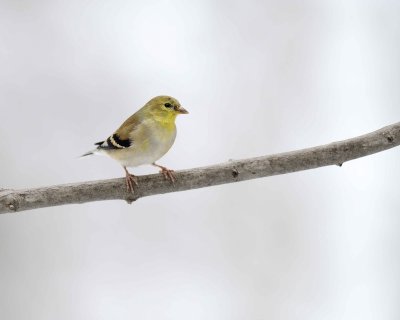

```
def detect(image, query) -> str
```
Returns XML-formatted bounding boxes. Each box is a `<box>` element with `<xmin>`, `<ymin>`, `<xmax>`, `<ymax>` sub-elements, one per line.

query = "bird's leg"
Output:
<box><xmin>123</xmin><ymin>166</ymin><xmax>138</xmax><ymax>193</ymax></box>
<box><xmin>152</xmin><ymin>163</ymin><xmax>176</xmax><ymax>183</ymax></box>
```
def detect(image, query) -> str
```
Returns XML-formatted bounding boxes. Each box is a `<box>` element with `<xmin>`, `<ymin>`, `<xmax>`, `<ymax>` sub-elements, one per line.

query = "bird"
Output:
<box><xmin>82</xmin><ymin>95</ymin><xmax>188</xmax><ymax>193</ymax></box>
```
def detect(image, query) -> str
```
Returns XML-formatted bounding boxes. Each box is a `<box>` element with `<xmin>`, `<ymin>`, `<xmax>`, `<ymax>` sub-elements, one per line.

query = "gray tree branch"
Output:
<box><xmin>1</xmin><ymin>122</ymin><xmax>399</xmax><ymax>214</ymax></box>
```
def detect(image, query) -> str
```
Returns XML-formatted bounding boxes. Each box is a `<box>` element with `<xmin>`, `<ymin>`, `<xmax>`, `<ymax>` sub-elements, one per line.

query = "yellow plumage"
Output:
<box><xmin>83</xmin><ymin>95</ymin><xmax>188</xmax><ymax>192</ymax></box>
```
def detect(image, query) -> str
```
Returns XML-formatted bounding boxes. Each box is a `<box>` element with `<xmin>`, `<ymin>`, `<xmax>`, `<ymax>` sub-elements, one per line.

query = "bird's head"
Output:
<box><xmin>144</xmin><ymin>96</ymin><xmax>188</xmax><ymax>121</ymax></box>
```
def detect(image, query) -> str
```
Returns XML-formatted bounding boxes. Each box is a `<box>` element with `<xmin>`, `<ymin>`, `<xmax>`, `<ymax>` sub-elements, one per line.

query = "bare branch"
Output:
<box><xmin>1</xmin><ymin>122</ymin><xmax>399</xmax><ymax>214</ymax></box>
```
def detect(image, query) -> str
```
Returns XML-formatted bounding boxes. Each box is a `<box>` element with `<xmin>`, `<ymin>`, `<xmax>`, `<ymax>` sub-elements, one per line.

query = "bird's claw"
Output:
<box><xmin>159</xmin><ymin>167</ymin><xmax>176</xmax><ymax>183</ymax></box>
<box><xmin>125</xmin><ymin>173</ymin><xmax>138</xmax><ymax>193</ymax></box>
<box><xmin>152</xmin><ymin>163</ymin><xmax>176</xmax><ymax>184</ymax></box>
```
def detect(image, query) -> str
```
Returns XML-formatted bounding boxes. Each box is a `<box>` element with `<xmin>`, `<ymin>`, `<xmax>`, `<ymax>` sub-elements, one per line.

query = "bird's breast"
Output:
<box><xmin>111</xmin><ymin>121</ymin><xmax>177</xmax><ymax>167</ymax></box>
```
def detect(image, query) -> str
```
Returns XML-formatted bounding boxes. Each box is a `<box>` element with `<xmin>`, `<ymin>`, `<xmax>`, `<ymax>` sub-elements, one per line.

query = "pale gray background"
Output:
<box><xmin>1</xmin><ymin>0</ymin><xmax>400</xmax><ymax>319</ymax></box>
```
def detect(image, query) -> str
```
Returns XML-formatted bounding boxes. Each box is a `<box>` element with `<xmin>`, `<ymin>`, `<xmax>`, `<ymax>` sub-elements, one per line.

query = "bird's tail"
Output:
<box><xmin>80</xmin><ymin>150</ymin><xmax>95</xmax><ymax>157</ymax></box>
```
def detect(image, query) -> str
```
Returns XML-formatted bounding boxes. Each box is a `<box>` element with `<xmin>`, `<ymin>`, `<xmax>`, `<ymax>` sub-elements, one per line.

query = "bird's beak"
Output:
<box><xmin>178</xmin><ymin>107</ymin><xmax>189</xmax><ymax>114</ymax></box>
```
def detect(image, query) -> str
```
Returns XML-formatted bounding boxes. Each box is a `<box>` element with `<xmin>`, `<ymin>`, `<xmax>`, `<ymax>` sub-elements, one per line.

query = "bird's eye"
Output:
<box><xmin>164</xmin><ymin>103</ymin><xmax>173</xmax><ymax>108</ymax></box>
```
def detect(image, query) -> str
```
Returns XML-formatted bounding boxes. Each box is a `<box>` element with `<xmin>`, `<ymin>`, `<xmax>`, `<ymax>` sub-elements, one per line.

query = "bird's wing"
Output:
<box><xmin>95</xmin><ymin>113</ymin><xmax>141</xmax><ymax>150</ymax></box>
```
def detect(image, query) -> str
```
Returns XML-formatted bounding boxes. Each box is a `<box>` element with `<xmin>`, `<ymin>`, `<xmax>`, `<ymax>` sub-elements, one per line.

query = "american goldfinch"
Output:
<box><xmin>82</xmin><ymin>95</ymin><xmax>188</xmax><ymax>192</ymax></box>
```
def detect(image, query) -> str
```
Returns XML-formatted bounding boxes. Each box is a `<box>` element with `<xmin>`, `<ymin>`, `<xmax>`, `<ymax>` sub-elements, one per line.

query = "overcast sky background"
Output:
<box><xmin>1</xmin><ymin>0</ymin><xmax>400</xmax><ymax>319</ymax></box>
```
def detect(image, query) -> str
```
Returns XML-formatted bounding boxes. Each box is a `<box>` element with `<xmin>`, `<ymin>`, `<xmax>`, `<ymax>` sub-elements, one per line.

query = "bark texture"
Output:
<box><xmin>0</xmin><ymin>122</ymin><xmax>399</xmax><ymax>214</ymax></box>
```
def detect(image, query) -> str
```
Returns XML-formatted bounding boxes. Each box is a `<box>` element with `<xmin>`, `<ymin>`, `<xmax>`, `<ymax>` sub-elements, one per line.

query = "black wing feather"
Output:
<box><xmin>95</xmin><ymin>134</ymin><xmax>132</xmax><ymax>150</ymax></box>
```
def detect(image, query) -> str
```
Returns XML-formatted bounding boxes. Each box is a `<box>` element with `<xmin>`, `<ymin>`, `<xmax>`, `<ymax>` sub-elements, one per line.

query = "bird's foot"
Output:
<box><xmin>152</xmin><ymin>163</ymin><xmax>176</xmax><ymax>183</ymax></box>
<box><xmin>160</xmin><ymin>167</ymin><xmax>176</xmax><ymax>183</ymax></box>
<box><xmin>125</xmin><ymin>173</ymin><xmax>138</xmax><ymax>193</ymax></box>
<box><xmin>123</xmin><ymin>166</ymin><xmax>138</xmax><ymax>193</ymax></box>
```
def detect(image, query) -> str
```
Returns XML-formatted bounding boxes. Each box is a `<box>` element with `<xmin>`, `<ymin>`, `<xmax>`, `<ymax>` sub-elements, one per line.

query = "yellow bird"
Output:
<box><xmin>82</xmin><ymin>96</ymin><xmax>188</xmax><ymax>192</ymax></box>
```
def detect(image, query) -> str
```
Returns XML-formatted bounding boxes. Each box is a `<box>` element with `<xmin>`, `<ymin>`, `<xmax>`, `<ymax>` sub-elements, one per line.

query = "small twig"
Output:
<box><xmin>0</xmin><ymin>122</ymin><xmax>399</xmax><ymax>214</ymax></box>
